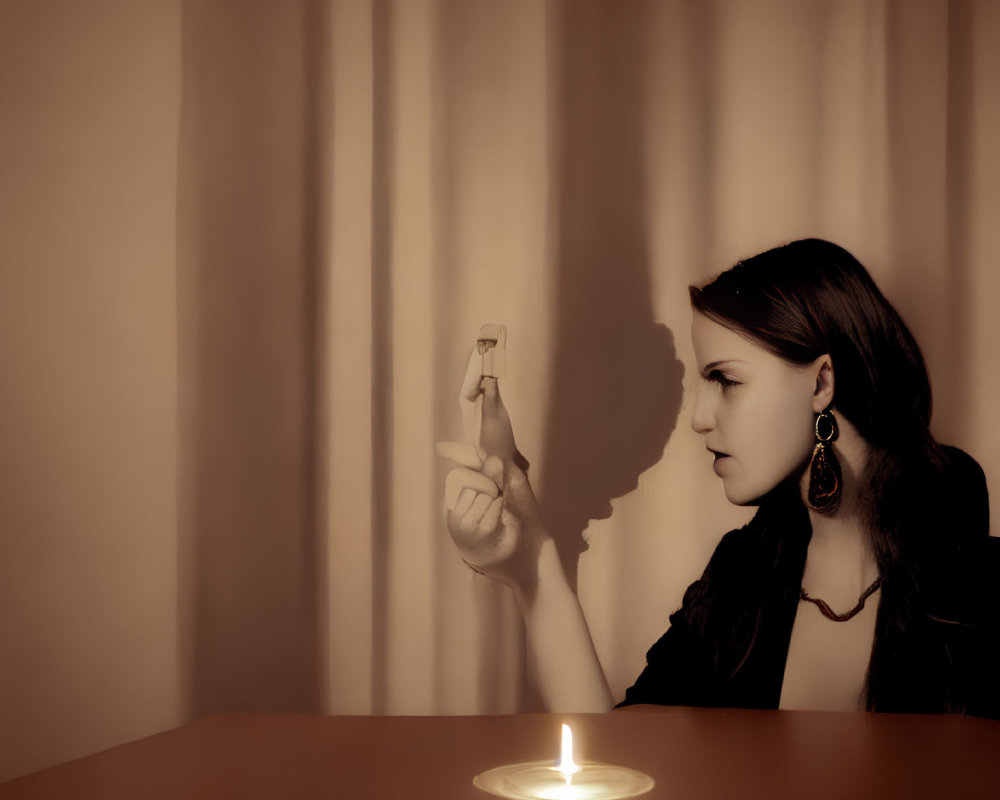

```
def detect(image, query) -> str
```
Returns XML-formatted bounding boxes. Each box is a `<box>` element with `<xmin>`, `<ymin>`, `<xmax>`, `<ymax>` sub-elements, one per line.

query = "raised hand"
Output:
<box><xmin>436</xmin><ymin>343</ymin><xmax>614</xmax><ymax>711</ymax></box>
<box><xmin>437</xmin><ymin>349</ymin><xmax>545</xmax><ymax>587</ymax></box>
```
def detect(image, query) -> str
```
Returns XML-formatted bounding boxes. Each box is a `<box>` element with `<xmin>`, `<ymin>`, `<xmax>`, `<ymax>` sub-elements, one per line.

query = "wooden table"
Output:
<box><xmin>2</xmin><ymin>706</ymin><xmax>998</xmax><ymax>799</ymax></box>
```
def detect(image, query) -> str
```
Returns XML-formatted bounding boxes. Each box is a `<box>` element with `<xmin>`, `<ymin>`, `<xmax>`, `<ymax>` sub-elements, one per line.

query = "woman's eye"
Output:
<box><xmin>707</xmin><ymin>370</ymin><xmax>742</xmax><ymax>392</ymax></box>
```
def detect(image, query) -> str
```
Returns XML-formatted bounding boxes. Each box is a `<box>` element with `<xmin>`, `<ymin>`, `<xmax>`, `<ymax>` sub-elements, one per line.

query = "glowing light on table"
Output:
<box><xmin>473</xmin><ymin>723</ymin><xmax>654</xmax><ymax>799</ymax></box>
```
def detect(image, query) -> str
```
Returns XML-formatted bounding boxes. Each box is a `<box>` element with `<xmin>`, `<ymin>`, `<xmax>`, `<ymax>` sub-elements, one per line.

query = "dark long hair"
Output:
<box><xmin>690</xmin><ymin>238</ymin><xmax>958</xmax><ymax>710</ymax></box>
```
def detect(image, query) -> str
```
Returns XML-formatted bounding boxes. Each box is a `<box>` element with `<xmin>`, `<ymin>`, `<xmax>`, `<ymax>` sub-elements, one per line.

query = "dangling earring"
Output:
<box><xmin>807</xmin><ymin>409</ymin><xmax>841</xmax><ymax>513</ymax></box>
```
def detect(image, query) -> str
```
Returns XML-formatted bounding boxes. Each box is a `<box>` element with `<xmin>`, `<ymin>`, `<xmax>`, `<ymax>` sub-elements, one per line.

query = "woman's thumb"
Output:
<box><xmin>502</xmin><ymin>464</ymin><xmax>542</xmax><ymax>523</ymax></box>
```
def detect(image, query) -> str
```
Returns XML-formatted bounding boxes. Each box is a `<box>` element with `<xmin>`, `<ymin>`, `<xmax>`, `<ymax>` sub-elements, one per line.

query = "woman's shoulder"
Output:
<box><xmin>933</xmin><ymin>445</ymin><xmax>989</xmax><ymax>539</ymax></box>
<box><xmin>939</xmin><ymin>444</ymin><xmax>987</xmax><ymax>483</ymax></box>
<box><xmin>913</xmin><ymin>444</ymin><xmax>994</xmax><ymax>626</ymax></box>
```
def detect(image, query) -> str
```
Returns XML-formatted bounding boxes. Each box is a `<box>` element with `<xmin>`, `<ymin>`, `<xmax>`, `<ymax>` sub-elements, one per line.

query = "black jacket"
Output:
<box><xmin>619</xmin><ymin>447</ymin><xmax>997</xmax><ymax>717</ymax></box>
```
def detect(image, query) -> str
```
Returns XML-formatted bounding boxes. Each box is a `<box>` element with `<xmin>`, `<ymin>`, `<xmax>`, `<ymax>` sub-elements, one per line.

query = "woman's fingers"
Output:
<box><xmin>453</xmin><ymin>487</ymin><xmax>476</xmax><ymax>518</ymax></box>
<box><xmin>459</xmin><ymin>348</ymin><xmax>483</xmax><ymax>442</ymax></box>
<box><xmin>481</xmin><ymin>455</ymin><xmax>504</xmax><ymax>490</ymax></box>
<box><xmin>459</xmin><ymin>347</ymin><xmax>483</xmax><ymax>405</ymax></box>
<box><xmin>435</xmin><ymin>441</ymin><xmax>483</xmax><ymax>469</ymax></box>
<box><xmin>477</xmin><ymin>496</ymin><xmax>503</xmax><ymax>535</ymax></box>
<box><xmin>460</xmin><ymin>492</ymin><xmax>494</xmax><ymax>530</ymax></box>
<box><xmin>444</xmin><ymin>466</ymin><xmax>498</xmax><ymax>510</ymax></box>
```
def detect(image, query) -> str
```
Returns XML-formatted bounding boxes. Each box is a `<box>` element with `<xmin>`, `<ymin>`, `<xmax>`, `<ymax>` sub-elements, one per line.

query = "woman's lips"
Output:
<box><xmin>709</xmin><ymin>449</ymin><xmax>731</xmax><ymax>475</ymax></box>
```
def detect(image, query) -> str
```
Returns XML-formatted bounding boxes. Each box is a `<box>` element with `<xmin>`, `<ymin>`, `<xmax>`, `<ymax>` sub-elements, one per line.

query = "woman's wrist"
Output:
<box><xmin>511</xmin><ymin>534</ymin><xmax>566</xmax><ymax>615</ymax></box>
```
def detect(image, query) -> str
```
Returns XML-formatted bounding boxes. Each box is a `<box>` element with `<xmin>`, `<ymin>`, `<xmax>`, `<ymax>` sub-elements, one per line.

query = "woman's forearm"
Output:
<box><xmin>512</xmin><ymin>537</ymin><xmax>615</xmax><ymax>712</ymax></box>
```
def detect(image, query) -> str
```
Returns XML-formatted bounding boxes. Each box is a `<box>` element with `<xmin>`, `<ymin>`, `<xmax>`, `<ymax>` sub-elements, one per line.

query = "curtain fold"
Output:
<box><xmin>176</xmin><ymin>0</ymin><xmax>321</xmax><ymax>716</ymax></box>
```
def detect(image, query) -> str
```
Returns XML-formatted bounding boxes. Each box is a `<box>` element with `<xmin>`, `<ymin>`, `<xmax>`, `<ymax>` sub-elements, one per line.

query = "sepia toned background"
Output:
<box><xmin>2</xmin><ymin>0</ymin><xmax>998</xmax><ymax>782</ymax></box>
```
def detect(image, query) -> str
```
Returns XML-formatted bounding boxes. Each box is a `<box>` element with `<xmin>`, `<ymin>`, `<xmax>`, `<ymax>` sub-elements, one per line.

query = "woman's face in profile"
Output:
<box><xmin>690</xmin><ymin>313</ymin><xmax>819</xmax><ymax>505</ymax></box>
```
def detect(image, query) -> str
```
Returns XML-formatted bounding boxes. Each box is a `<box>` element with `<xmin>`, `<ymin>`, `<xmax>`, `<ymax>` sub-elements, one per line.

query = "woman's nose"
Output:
<box><xmin>690</xmin><ymin>389</ymin><xmax>715</xmax><ymax>435</ymax></box>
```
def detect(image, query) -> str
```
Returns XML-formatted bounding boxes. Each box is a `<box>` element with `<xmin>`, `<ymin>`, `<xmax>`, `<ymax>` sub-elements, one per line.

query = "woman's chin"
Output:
<box><xmin>721</xmin><ymin>483</ymin><xmax>744</xmax><ymax>505</ymax></box>
<box><xmin>721</xmin><ymin>480</ymin><xmax>770</xmax><ymax>507</ymax></box>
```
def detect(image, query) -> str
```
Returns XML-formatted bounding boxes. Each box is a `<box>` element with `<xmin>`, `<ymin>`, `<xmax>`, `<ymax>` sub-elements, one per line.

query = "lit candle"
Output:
<box><xmin>558</xmin><ymin>724</ymin><xmax>580</xmax><ymax>780</ymax></box>
<box><xmin>473</xmin><ymin>723</ymin><xmax>654</xmax><ymax>800</ymax></box>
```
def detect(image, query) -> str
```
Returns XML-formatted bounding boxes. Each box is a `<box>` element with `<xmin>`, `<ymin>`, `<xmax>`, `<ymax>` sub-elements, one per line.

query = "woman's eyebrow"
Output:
<box><xmin>700</xmin><ymin>359</ymin><xmax>743</xmax><ymax>376</ymax></box>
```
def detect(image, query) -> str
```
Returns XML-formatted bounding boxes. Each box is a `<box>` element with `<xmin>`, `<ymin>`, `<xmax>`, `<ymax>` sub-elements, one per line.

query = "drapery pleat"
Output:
<box><xmin>4</xmin><ymin>0</ymin><xmax>1000</xmax><ymax>781</ymax></box>
<box><xmin>176</xmin><ymin>0</ymin><xmax>321</xmax><ymax>717</ymax></box>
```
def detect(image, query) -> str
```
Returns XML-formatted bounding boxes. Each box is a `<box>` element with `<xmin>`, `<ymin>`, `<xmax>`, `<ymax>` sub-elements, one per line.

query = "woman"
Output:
<box><xmin>439</xmin><ymin>239</ymin><xmax>996</xmax><ymax>716</ymax></box>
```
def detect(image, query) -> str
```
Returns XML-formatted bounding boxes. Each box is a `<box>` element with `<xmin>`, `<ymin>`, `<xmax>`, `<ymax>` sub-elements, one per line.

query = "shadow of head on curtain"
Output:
<box><xmin>536</xmin><ymin>3</ymin><xmax>685</xmax><ymax>589</ymax></box>
<box><xmin>537</xmin><ymin>317</ymin><xmax>683</xmax><ymax>589</ymax></box>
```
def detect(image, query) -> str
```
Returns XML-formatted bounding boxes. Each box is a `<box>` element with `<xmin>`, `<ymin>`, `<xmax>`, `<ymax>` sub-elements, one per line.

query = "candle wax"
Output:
<box><xmin>473</xmin><ymin>760</ymin><xmax>654</xmax><ymax>800</ymax></box>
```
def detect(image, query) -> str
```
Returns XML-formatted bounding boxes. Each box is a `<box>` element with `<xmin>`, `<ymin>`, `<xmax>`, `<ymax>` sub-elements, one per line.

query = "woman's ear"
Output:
<box><xmin>811</xmin><ymin>355</ymin><xmax>834</xmax><ymax>413</ymax></box>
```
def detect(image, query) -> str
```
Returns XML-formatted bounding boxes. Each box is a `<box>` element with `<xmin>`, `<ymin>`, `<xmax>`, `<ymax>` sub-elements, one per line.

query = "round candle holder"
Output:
<box><xmin>473</xmin><ymin>760</ymin><xmax>654</xmax><ymax>800</ymax></box>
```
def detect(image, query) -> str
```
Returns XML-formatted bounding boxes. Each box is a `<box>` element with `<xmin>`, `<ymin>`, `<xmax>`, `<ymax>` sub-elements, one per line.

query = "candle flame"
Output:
<box><xmin>557</xmin><ymin>723</ymin><xmax>581</xmax><ymax>779</ymax></box>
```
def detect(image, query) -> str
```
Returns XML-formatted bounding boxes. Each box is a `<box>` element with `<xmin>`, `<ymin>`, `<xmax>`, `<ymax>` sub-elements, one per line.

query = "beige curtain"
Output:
<box><xmin>3</xmin><ymin>0</ymin><xmax>999</xmax><ymax>781</ymax></box>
